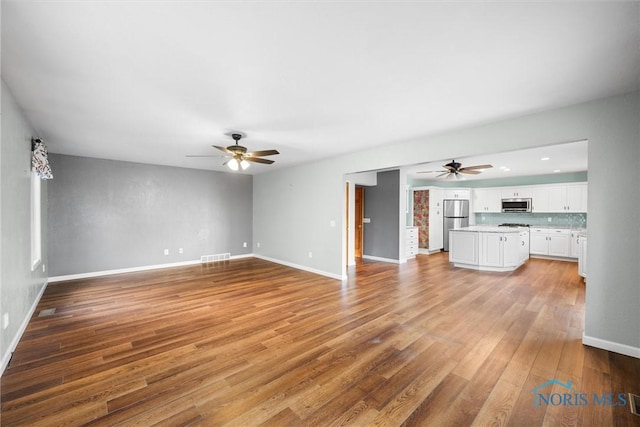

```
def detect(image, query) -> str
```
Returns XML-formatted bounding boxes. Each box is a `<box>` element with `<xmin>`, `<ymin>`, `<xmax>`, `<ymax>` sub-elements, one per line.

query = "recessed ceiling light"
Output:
<box><xmin>553</xmin><ymin>169</ymin><xmax>561</xmax><ymax>173</ymax></box>
<box><xmin>541</xmin><ymin>157</ymin><xmax>550</xmax><ymax>161</ymax></box>
<box><xmin>499</xmin><ymin>166</ymin><xmax>511</xmax><ymax>172</ymax></box>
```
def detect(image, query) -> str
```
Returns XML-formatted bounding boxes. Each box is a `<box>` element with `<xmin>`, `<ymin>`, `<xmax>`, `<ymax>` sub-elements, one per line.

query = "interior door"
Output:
<box><xmin>355</xmin><ymin>186</ymin><xmax>364</xmax><ymax>258</ymax></box>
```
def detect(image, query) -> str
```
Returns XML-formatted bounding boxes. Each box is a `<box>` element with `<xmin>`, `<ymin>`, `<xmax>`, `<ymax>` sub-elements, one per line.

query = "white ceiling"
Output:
<box><xmin>407</xmin><ymin>139</ymin><xmax>588</xmax><ymax>182</ymax></box>
<box><xmin>3</xmin><ymin>2</ymin><xmax>639</xmax><ymax>175</ymax></box>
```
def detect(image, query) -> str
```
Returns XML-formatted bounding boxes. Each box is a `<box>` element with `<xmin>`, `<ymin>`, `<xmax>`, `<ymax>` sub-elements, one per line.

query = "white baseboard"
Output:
<box><xmin>582</xmin><ymin>334</ymin><xmax>640</xmax><ymax>359</ymax></box>
<box><xmin>253</xmin><ymin>254</ymin><xmax>345</xmax><ymax>280</ymax></box>
<box><xmin>1</xmin><ymin>281</ymin><xmax>48</xmax><ymax>376</ymax></box>
<box><xmin>362</xmin><ymin>255</ymin><xmax>401</xmax><ymax>264</ymax></box>
<box><xmin>48</xmin><ymin>253</ymin><xmax>254</xmax><ymax>283</ymax></box>
<box><xmin>530</xmin><ymin>255</ymin><xmax>578</xmax><ymax>263</ymax></box>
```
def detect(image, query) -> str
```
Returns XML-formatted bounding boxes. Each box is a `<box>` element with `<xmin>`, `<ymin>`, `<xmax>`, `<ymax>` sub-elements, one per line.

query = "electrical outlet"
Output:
<box><xmin>308</xmin><ymin>251</ymin><xmax>313</xmax><ymax>258</ymax></box>
<box><xmin>257</xmin><ymin>242</ymin><xmax>261</xmax><ymax>248</ymax></box>
<box><xmin>42</xmin><ymin>264</ymin><xmax>46</xmax><ymax>273</ymax></box>
<box><xmin>548</xmin><ymin>217</ymin><xmax>552</xmax><ymax>222</ymax></box>
<box><xmin>2</xmin><ymin>313</ymin><xmax>9</xmax><ymax>330</ymax></box>
<box><xmin>243</xmin><ymin>242</ymin><xmax>247</xmax><ymax>248</ymax></box>
<box><xmin>178</xmin><ymin>248</ymin><xmax>183</xmax><ymax>254</ymax></box>
<box><xmin>164</xmin><ymin>249</ymin><xmax>169</xmax><ymax>255</ymax></box>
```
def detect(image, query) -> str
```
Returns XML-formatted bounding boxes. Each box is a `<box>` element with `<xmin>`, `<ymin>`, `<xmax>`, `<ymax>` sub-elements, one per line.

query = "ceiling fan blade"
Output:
<box><xmin>459</xmin><ymin>169</ymin><xmax>482</xmax><ymax>175</ymax></box>
<box><xmin>185</xmin><ymin>154</ymin><xmax>226</xmax><ymax>158</ymax></box>
<box><xmin>244</xmin><ymin>157</ymin><xmax>275</xmax><ymax>164</ymax></box>
<box><xmin>246</xmin><ymin>149</ymin><xmax>279</xmax><ymax>157</ymax></box>
<box><xmin>460</xmin><ymin>164</ymin><xmax>493</xmax><ymax>170</ymax></box>
<box><xmin>416</xmin><ymin>170</ymin><xmax>446</xmax><ymax>174</ymax></box>
<box><xmin>213</xmin><ymin>145</ymin><xmax>232</xmax><ymax>154</ymax></box>
<box><xmin>436</xmin><ymin>172</ymin><xmax>450</xmax><ymax>177</ymax></box>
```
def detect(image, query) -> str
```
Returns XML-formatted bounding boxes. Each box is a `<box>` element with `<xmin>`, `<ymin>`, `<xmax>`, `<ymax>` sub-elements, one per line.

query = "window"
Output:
<box><xmin>31</xmin><ymin>170</ymin><xmax>41</xmax><ymax>270</ymax></box>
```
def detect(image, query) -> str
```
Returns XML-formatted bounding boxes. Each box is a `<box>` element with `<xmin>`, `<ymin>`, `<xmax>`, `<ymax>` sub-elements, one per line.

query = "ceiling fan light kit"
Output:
<box><xmin>226</xmin><ymin>157</ymin><xmax>250</xmax><ymax>171</ymax></box>
<box><xmin>187</xmin><ymin>132</ymin><xmax>279</xmax><ymax>171</ymax></box>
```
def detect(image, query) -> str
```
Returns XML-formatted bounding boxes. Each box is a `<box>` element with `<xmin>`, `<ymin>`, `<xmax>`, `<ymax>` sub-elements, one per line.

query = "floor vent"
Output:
<box><xmin>200</xmin><ymin>253</ymin><xmax>231</xmax><ymax>263</ymax></box>
<box><xmin>38</xmin><ymin>308</ymin><xmax>56</xmax><ymax>317</ymax></box>
<box><xmin>630</xmin><ymin>393</ymin><xmax>640</xmax><ymax>416</ymax></box>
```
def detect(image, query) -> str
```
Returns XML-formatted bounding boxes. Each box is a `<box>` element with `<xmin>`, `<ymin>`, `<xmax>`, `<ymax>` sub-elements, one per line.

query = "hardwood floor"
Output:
<box><xmin>2</xmin><ymin>254</ymin><xmax>639</xmax><ymax>426</ymax></box>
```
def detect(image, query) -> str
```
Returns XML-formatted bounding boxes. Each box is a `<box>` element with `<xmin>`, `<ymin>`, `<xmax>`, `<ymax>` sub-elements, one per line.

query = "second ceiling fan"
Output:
<box><xmin>417</xmin><ymin>160</ymin><xmax>493</xmax><ymax>178</ymax></box>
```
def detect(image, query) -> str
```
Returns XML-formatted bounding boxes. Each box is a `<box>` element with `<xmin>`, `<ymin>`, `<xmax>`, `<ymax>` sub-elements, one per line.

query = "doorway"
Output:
<box><xmin>355</xmin><ymin>186</ymin><xmax>364</xmax><ymax>259</ymax></box>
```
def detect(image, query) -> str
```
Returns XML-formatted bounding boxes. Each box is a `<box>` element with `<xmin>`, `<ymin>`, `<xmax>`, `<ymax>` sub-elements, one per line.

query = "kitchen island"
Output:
<box><xmin>449</xmin><ymin>226</ymin><xmax>529</xmax><ymax>271</ymax></box>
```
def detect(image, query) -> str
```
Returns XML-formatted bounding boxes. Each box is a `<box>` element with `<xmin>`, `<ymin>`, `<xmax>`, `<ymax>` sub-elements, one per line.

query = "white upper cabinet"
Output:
<box><xmin>566</xmin><ymin>183</ymin><xmax>587</xmax><ymax>212</ymax></box>
<box><xmin>501</xmin><ymin>187</ymin><xmax>533</xmax><ymax>199</ymax></box>
<box><xmin>443</xmin><ymin>188</ymin><xmax>470</xmax><ymax>200</ymax></box>
<box><xmin>531</xmin><ymin>187</ymin><xmax>549</xmax><ymax>212</ymax></box>
<box><xmin>473</xmin><ymin>189</ymin><xmax>502</xmax><ymax>212</ymax></box>
<box><xmin>547</xmin><ymin>183</ymin><xmax>587</xmax><ymax>212</ymax></box>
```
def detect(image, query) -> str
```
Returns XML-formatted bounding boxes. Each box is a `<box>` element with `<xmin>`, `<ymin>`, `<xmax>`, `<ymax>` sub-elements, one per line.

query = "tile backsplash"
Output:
<box><xmin>475</xmin><ymin>212</ymin><xmax>587</xmax><ymax>228</ymax></box>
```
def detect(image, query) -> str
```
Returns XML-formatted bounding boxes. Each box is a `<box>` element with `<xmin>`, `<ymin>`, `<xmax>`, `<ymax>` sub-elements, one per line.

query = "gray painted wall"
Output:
<box><xmin>253</xmin><ymin>91</ymin><xmax>640</xmax><ymax>355</ymax></box>
<box><xmin>1</xmin><ymin>80</ymin><xmax>48</xmax><ymax>367</ymax></box>
<box><xmin>47</xmin><ymin>154</ymin><xmax>252</xmax><ymax>276</ymax></box>
<box><xmin>363</xmin><ymin>170</ymin><xmax>400</xmax><ymax>260</ymax></box>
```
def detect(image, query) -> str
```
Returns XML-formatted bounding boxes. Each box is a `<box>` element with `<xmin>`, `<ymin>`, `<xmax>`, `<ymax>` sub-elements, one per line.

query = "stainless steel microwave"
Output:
<box><xmin>501</xmin><ymin>198</ymin><xmax>532</xmax><ymax>212</ymax></box>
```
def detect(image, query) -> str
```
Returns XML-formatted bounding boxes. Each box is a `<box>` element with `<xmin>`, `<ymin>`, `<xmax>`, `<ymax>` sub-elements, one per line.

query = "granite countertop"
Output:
<box><xmin>452</xmin><ymin>225</ymin><xmax>521</xmax><ymax>233</ymax></box>
<box><xmin>528</xmin><ymin>226</ymin><xmax>588</xmax><ymax>232</ymax></box>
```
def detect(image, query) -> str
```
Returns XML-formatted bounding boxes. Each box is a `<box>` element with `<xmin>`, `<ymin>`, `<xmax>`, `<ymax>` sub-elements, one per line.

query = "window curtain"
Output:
<box><xmin>31</xmin><ymin>138</ymin><xmax>53</xmax><ymax>179</ymax></box>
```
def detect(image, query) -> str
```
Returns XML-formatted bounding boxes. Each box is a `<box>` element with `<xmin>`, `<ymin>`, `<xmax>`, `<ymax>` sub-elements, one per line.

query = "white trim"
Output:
<box><xmin>48</xmin><ymin>254</ymin><xmax>254</xmax><ymax>283</ymax></box>
<box><xmin>530</xmin><ymin>255</ymin><xmax>578</xmax><ymax>263</ymax></box>
<box><xmin>1</xmin><ymin>281</ymin><xmax>48</xmax><ymax>376</ymax></box>
<box><xmin>362</xmin><ymin>255</ymin><xmax>401</xmax><ymax>264</ymax></box>
<box><xmin>253</xmin><ymin>254</ymin><xmax>345</xmax><ymax>280</ymax></box>
<box><xmin>582</xmin><ymin>334</ymin><xmax>640</xmax><ymax>359</ymax></box>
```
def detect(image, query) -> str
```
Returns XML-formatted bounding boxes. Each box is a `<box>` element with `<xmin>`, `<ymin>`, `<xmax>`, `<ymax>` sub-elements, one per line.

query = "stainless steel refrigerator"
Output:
<box><xmin>443</xmin><ymin>199</ymin><xmax>469</xmax><ymax>251</ymax></box>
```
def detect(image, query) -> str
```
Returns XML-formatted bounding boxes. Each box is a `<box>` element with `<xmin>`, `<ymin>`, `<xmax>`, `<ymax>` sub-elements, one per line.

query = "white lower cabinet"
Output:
<box><xmin>450</xmin><ymin>229</ymin><xmax>523</xmax><ymax>271</ymax></box>
<box><xmin>480</xmin><ymin>232</ymin><xmax>519</xmax><ymax>268</ymax></box>
<box><xmin>449</xmin><ymin>231</ymin><xmax>479</xmax><ymax>265</ymax></box>
<box><xmin>405</xmin><ymin>227</ymin><xmax>419</xmax><ymax>258</ymax></box>
<box><xmin>578</xmin><ymin>235</ymin><xmax>587</xmax><ymax>278</ymax></box>
<box><xmin>519</xmin><ymin>230</ymin><xmax>530</xmax><ymax>263</ymax></box>
<box><xmin>569</xmin><ymin>230</ymin><xmax>582</xmax><ymax>258</ymax></box>
<box><xmin>529</xmin><ymin>228</ymin><xmax>570</xmax><ymax>257</ymax></box>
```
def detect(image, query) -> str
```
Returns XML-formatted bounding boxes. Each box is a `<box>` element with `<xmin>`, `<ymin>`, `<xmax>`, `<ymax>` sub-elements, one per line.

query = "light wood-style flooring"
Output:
<box><xmin>2</xmin><ymin>253</ymin><xmax>639</xmax><ymax>426</ymax></box>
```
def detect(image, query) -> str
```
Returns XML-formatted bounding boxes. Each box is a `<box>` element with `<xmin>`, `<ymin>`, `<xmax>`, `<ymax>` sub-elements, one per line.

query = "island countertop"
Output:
<box><xmin>451</xmin><ymin>225</ymin><xmax>522</xmax><ymax>233</ymax></box>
